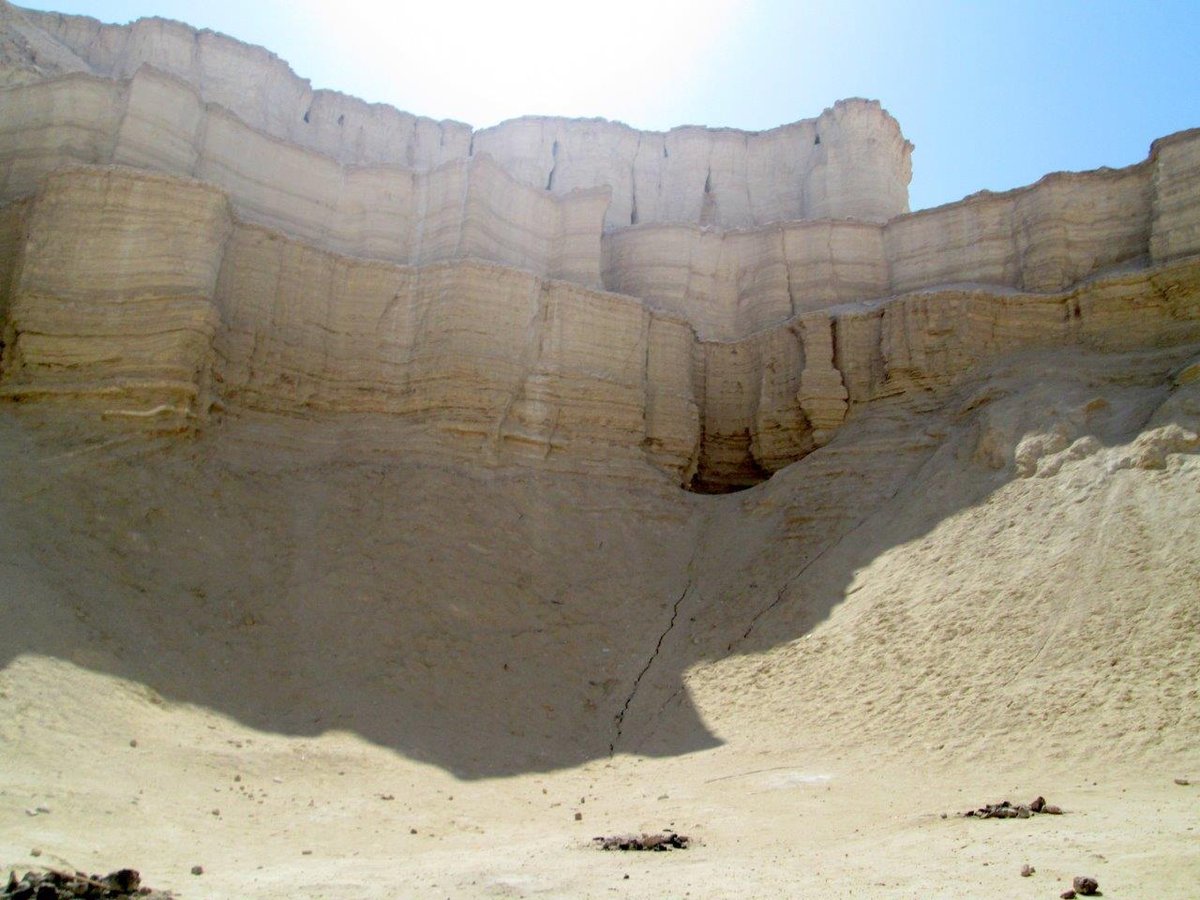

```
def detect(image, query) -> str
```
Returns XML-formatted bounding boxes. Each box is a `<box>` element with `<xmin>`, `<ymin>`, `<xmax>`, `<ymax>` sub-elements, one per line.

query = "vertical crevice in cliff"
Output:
<box><xmin>830</xmin><ymin>315</ymin><xmax>842</xmax><ymax>375</ymax></box>
<box><xmin>630</xmin><ymin>135</ymin><xmax>641</xmax><ymax>225</ymax></box>
<box><xmin>700</xmin><ymin>167</ymin><xmax>715</xmax><ymax>227</ymax></box>
<box><xmin>546</xmin><ymin>140</ymin><xmax>560</xmax><ymax>191</ymax></box>
<box><xmin>782</xmin><ymin>227</ymin><xmax>797</xmax><ymax>317</ymax></box>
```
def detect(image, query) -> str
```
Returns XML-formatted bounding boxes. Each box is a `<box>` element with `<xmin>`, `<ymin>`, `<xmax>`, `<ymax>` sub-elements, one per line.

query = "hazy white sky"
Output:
<box><xmin>15</xmin><ymin>1</ymin><xmax>1200</xmax><ymax>210</ymax></box>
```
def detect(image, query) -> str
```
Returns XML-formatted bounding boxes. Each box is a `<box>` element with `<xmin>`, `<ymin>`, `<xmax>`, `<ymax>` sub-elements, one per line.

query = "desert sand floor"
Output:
<box><xmin>2</xmin><ymin>345</ymin><xmax>1198</xmax><ymax>898</ymax></box>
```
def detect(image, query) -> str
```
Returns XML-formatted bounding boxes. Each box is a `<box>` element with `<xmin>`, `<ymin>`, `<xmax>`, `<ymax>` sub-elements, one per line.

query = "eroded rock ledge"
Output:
<box><xmin>0</xmin><ymin>2</ymin><xmax>1199</xmax><ymax>492</ymax></box>
<box><xmin>3</xmin><ymin>166</ymin><xmax>1198</xmax><ymax>491</ymax></box>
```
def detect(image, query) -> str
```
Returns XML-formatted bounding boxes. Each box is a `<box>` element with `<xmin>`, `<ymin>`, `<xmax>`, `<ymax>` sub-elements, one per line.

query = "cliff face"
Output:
<box><xmin>1</xmin><ymin>1</ymin><xmax>1199</xmax><ymax>492</ymax></box>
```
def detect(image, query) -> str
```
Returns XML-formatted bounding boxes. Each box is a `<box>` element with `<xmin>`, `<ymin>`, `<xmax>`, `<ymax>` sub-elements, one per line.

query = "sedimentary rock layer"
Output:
<box><xmin>5</xmin><ymin>63</ymin><xmax>1192</xmax><ymax>347</ymax></box>
<box><xmin>2</xmin><ymin>3</ymin><xmax>1199</xmax><ymax>493</ymax></box>
<box><xmin>601</xmin><ymin>159</ymin><xmax>1171</xmax><ymax>340</ymax></box>
<box><xmin>690</xmin><ymin>260</ymin><xmax>1200</xmax><ymax>490</ymax></box>
<box><xmin>1151</xmin><ymin>128</ymin><xmax>1200</xmax><ymax>262</ymax></box>
<box><xmin>0</xmin><ymin>167</ymin><xmax>230</xmax><ymax>422</ymax></box>
<box><xmin>4</xmin><ymin>166</ymin><xmax>1199</xmax><ymax>491</ymax></box>
<box><xmin>0</xmin><ymin>1</ymin><xmax>913</xmax><ymax>229</ymax></box>
<box><xmin>214</xmin><ymin>221</ymin><xmax>701</xmax><ymax>480</ymax></box>
<box><xmin>0</xmin><ymin>68</ymin><xmax>609</xmax><ymax>286</ymax></box>
<box><xmin>473</xmin><ymin>99</ymin><xmax>911</xmax><ymax>230</ymax></box>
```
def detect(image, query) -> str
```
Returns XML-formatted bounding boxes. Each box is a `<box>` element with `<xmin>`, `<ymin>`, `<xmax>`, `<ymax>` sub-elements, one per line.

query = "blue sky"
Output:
<box><xmin>15</xmin><ymin>1</ymin><xmax>1200</xmax><ymax>211</ymax></box>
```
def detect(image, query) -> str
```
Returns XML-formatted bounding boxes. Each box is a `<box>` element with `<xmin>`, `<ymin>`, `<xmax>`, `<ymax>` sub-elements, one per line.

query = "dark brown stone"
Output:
<box><xmin>1072</xmin><ymin>875</ymin><xmax>1099</xmax><ymax>895</ymax></box>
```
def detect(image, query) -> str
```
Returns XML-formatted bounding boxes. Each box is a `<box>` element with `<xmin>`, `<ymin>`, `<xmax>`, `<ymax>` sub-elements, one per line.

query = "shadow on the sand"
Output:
<box><xmin>0</xmin><ymin>346</ymin><xmax>1194</xmax><ymax>778</ymax></box>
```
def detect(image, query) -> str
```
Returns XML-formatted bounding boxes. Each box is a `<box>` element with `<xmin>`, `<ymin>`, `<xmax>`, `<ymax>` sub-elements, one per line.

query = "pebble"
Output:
<box><xmin>1020</xmin><ymin>864</ymin><xmax>1035</xmax><ymax>877</ymax></box>
<box><xmin>190</xmin><ymin>866</ymin><xmax>204</xmax><ymax>876</ymax></box>
<box><xmin>29</xmin><ymin>849</ymin><xmax>41</xmax><ymax>857</ymax></box>
<box><xmin>129</xmin><ymin>740</ymin><xmax>138</xmax><ymax>748</ymax></box>
<box><xmin>1072</xmin><ymin>875</ymin><xmax>1100</xmax><ymax>896</ymax></box>
<box><xmin>1174</xmin><ymin>777</ymin><xmax>1190</xmax><ymax>786</ymax></box>
<box><xmin>574</xmin><ymin>812</ymin><xmax>583</xmax><ymax>821</ymax></box>
<box><xmin>1060</xmin><ymin>891</ymin><xmax>1076</xmax><ymax>900</ymax></box>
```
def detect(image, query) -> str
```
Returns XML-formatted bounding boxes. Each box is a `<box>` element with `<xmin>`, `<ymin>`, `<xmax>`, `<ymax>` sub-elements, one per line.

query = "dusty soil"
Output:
<box><xmin>2</xmin><ymin>346</ymin><xmax>1198</xmax><ymax>897</ymax></box>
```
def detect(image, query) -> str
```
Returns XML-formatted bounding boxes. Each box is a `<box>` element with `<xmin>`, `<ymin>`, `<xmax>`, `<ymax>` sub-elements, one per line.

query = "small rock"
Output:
<box><xmin>1061</xmin><ymin>891</ymin><xmax>1076</xmax><ymax>900</ymax></box>
<box><xmin>1174</xmin><ymin>777</ymin><xmax>1190</xmax><ymax>786</ymax></box>
<box><xmin>34</xmin><ymin>883</ymin><xmax>58</xmax><ymax>900</ymax></box>
<box><xmin>574</xmin><ymin>812</ymin><xmax>582</xmax><ymax>821</ymax></box>
<box><xmin>1016</xmin><ymin>806</ymin><xmax>1031</xmax><ymax>819</ymax></box>
<box><xmin>129</xmin><ymin>739</ymin><xmax>138</xmax><ymax>748</ymax></box>
<box><xmin>105</xmin><ymin>869</ymin><xmax>140</xmax><ymax>892</ymax></box>
<box><xmin>1072</xmin><ymin>875</ymin><xmax>1099</xmax><ymax>896</ymax></box>
<box><xmin>211</xmin><ymin>808</ymin><xmax>220</xmax><ymax>816</ymax></box>
<box><xmin>29</xmin><ymin>849</ymin><xmax>41</xmax><ymax>858</ymax></box>
<box><xmin>410</xmin><ymin>828</ymin><xmax>418</xmax><ymax>835</ymax></box>
<box><xmin>1030</xmin><ymin>796</ymin><xmax>1046</xmax><ymax>812</ymax></box>
<box><xmin>1020</xmin><ymin>864</ymin><xmax>1035</xmax><ymax>877</ymax></box>
<box><xmin>190</xmin><ymin>865</ymin><xmax>204</xmax><ymax>876</ymax></box>
<box><xmin>35</xmin><ymin>806</ymin><xmax>50</xmax><ymax>814</ymax></box>
<box><xmin>1044</xmin><ymin>804</ymin><xmax>1063</xmax><ymax>814</ymax></box>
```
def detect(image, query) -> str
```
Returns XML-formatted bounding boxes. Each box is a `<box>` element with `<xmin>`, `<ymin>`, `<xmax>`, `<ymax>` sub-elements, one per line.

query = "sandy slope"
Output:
<box><xmin>2</xmin><ymin>344</ymin><xmax>1198</xmax><ymax>898</ymax></box>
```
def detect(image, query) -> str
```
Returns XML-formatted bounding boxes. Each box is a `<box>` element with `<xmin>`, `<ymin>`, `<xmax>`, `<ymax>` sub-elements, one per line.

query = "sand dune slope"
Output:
<box><xmin>1</xmin><ymin>343</ymin><xmax>1198</xmax><ymax>897</ymax></box>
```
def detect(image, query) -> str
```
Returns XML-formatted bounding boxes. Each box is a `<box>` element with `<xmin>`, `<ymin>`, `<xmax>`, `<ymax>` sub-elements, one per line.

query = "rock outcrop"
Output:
<box><xmin>0</xmin><ymin>1</ymin><xmax>1198</xmax><ymax>492</ymax></box>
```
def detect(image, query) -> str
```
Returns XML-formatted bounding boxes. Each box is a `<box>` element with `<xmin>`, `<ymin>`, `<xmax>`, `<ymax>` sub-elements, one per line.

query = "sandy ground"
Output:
<box><xmin>2</xmin><ymin>345</ymin><xmax>1199</xmax><ymax>897</ymax></box>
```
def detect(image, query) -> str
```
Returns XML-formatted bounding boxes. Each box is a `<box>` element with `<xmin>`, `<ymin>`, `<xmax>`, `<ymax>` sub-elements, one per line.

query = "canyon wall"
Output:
<box><xmin>1</xmin><ymin>2</ymin><xmax>1199</xmax><ymax>491</ymax></box>
<box><xmin>0</xmin><ymin>67</ymin><xmax>610</xmax><ymax>287</ymax></box>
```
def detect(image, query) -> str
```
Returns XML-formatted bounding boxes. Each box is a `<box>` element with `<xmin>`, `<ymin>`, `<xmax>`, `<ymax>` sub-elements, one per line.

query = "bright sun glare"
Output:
<box><xmin>291</xmin><ymin>0</ymin><xmax>741</xmax><ymax>127</ymax></box>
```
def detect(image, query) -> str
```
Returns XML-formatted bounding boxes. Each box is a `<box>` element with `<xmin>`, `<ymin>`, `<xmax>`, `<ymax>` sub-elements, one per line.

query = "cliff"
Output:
<box><xmin>0</xmin><ymin>1</ymin><xmax>1198</xmax><ymax>493</ymax></box>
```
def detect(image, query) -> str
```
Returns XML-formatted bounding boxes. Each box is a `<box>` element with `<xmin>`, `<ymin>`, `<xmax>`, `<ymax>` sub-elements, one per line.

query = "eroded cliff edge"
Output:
<box><xmin>0</xmin><ymin>1</ymin><xmax>1198</xmax><ymax>493</ymax></box>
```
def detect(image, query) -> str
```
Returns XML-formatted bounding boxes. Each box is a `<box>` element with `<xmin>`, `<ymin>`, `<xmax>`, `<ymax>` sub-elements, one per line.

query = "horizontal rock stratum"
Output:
<box><xmin>1</xmin><ymin>8</ymin><xmax>1199</xmax><ymax>895</ymax></box>
<box><xmin>1</xmin><ymin>0</ymin><xmax>1199</xmax><ymax>492</ymax></box>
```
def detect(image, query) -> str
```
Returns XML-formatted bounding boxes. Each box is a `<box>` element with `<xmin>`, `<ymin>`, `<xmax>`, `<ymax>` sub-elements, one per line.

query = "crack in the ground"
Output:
<box><xmin>609</xmin><ymin>580</ymin><xmax>691</xmax><ymax>755</ymax></box>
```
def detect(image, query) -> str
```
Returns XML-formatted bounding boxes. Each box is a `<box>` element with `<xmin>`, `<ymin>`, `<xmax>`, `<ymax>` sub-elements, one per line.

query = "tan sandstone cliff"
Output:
<box><xmin>0</xmin><ymin>1</ymin><xmax>1198</xmax><ymax>493</ymax></box>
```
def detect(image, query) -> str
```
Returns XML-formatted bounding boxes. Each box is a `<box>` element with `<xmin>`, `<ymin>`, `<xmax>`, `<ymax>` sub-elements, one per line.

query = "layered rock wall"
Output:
<box><xmin>0</xmin><ymin>166</ymin><xmax>230</xmax><ymax>421</ymax></box>
<box><xmin>214</xmin><ymin>221</ymin><xmax>700</xmax><ymax>479</ymax></box>
<box><xmin>4</xmin><ymin>2</ymin><xmax>473</xmax><ymax>169</ymax></box>
<box><xmin>473</xmin><ymin>99</ymin><xmax>912</xmax><ymax>230</ymax></box>
<box><xmin>0</xmin><ymin>68</ymin><xmax>609</xmax><ymax>286</ymax></box>
<box><xmin>1</xmin><ymin>2</ymin><xmax>913</xmax><ymax>230</ymax></box>
<box><xmin>603</xmin><ymin>161</ymin><xmax>1160</xmax><ymax>340</ymax></box>
<box><xmin>1</xmin><ymin>2</ymin><xmax>1199</xmax><ymax>491</ymax></box>
<box><xmin>1151</xmin><ymin>128</ymin><xmax>1200</xmax><ymax>262</ymax></box>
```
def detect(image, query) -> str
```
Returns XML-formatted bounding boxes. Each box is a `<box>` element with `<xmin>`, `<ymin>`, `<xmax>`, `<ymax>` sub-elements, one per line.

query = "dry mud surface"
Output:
<box><xmin>2</xmin><ymin>346</ymin><xmax>1198</xmax><ymax>898</ymax></box>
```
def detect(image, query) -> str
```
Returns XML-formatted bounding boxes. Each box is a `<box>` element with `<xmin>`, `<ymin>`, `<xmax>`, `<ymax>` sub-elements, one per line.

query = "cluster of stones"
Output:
<box><xmin>593</xmin><ymin>831</ymin><xmax>689</xmax><ymax>851</ymax></box>
<box><xmin>1062</xmin><ymin>875</ymin><xmax>1101</xmax><ymax>898</ymax></box>
<box><xmin>3</xmin><ymin>868</ymin><xmax>172</xmax><ymax>900</ymax></box>
<box><xmin>962</xmin><ymin>795</ymin><xmax>1063</xmax><ymax>819</ymax></box>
